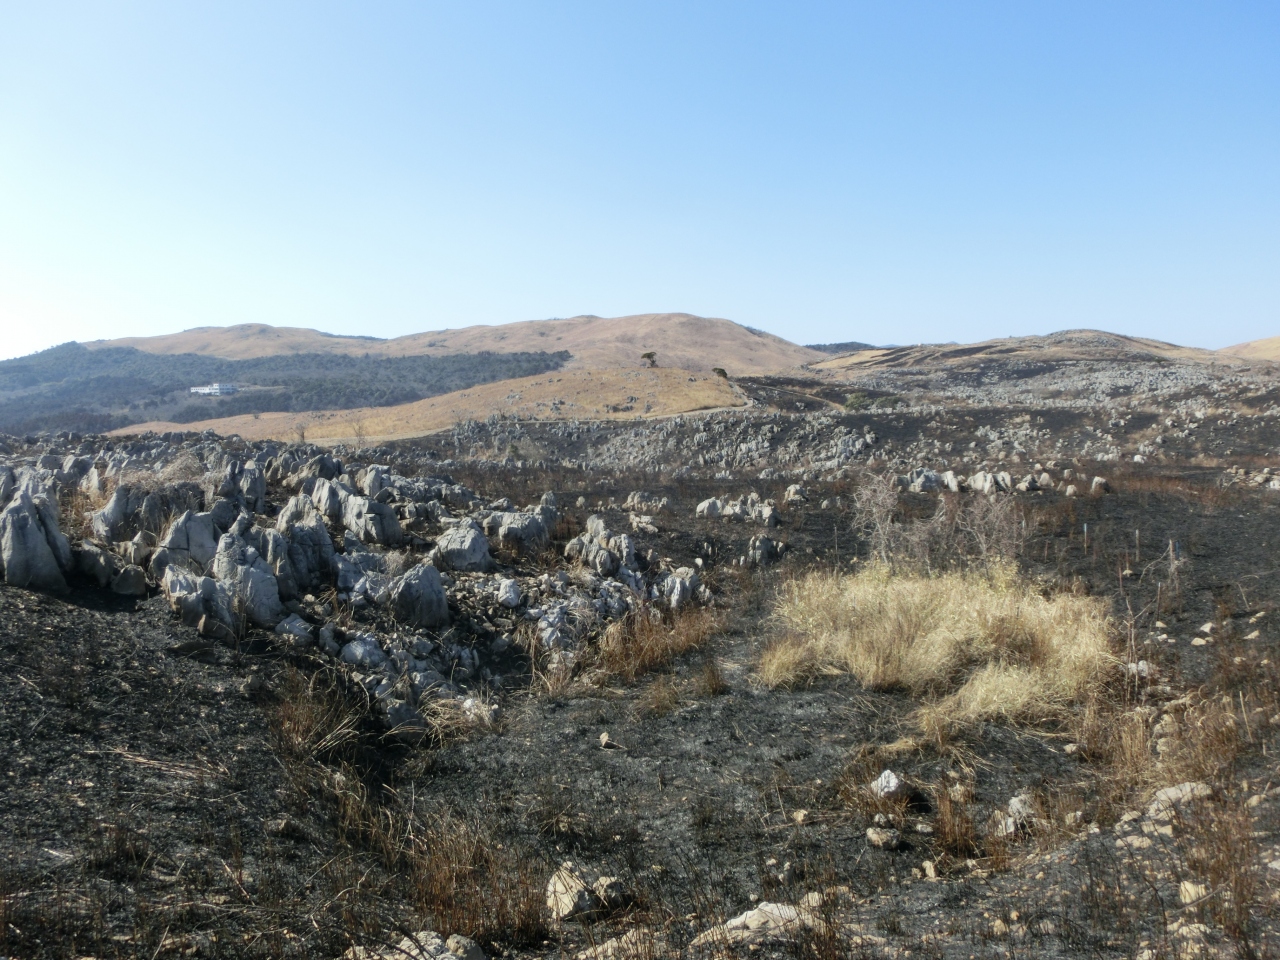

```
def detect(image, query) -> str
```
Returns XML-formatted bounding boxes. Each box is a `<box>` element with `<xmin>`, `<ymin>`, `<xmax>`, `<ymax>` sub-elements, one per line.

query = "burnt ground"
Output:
<box><xmin>5</xmin><ymin>448</ymin><xmax>1280</xmax><ymax>958</ymax></box>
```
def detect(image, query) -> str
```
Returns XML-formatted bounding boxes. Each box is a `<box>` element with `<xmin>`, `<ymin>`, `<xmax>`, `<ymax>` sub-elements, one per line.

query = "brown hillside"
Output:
<box><xmin>812</xmin><ymin>328</ymin><xmax>1232</xmax><ymax>374</ymax></box>
<box><xmin>115</xmin><ymin>367</ymin><xmax>744</xmax><ymax>444</ymax></box>
<box><xmin>1218</xmin><ymin>335</ymin><xmax>1280</xmax><ymax>362</ymax></box>
<box><xmin>87</xmin><ymin>313</ymin><xmax>825</xmax><ymax>376</ymax></box>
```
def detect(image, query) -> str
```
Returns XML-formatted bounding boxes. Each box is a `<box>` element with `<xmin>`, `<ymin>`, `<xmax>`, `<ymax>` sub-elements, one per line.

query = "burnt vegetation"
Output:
<box><xmin>6</xmin><ymin>350</ymin><xmax>1280</xmax><ymax>957</ymax></box>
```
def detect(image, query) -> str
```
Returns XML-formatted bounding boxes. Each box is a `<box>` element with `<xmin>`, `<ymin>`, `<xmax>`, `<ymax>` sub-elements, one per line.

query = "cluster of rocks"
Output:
<box><xmin>895</xmin><ymin>463</ymin><xmax>1110</xmax><ymax>498</ymax></box>
<box><xmin>695</xmin><ymin>491</ymin><xmax>780</xmax><ymax>525</ymax></box>
<box><xmin>0</xmin><ymin>434</ymin><xmax>715</xmax><ymax>738</ymax></box>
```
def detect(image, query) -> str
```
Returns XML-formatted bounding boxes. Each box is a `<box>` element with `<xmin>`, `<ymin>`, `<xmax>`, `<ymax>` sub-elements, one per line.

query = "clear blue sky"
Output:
<box><xmin>1</xmin><ymin>2</ymin><xmax>1277</xmax><ymax>360</ymax></box>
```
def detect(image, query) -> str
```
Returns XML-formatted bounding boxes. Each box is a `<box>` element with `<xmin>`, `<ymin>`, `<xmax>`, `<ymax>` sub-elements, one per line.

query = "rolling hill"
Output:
<box><xmin>1218</xmin><ymin>336</ymin><xmax>1280</xmax><ymax>362</ymax></box>
<box><xmin>810</xmin><ymin>329</ymin><xmax>1235</xmax><ymax>373</ymax></box>
<box><xmin>87</xmin><ymin>313</ymin><xmax>826</xmax><ymax>375</ymax></box>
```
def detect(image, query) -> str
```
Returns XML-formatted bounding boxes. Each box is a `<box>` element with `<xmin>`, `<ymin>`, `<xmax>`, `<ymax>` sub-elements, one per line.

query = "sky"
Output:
<box><xmin>0</xmin><ymin>2</ymin><xmax>1277</xmax><ymax>360</ymax></box>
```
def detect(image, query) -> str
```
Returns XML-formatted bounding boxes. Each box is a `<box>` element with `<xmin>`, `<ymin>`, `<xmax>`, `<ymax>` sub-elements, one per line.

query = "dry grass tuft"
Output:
<box><xmin>762</xmin><ymin>564</ymin><xmax>1114</xmax><ymax>734</ymax></box>
<box><xmin>599</xmin><ymin>605</ymin><xmax>719</xmax><ymax>682</ymax></box>
<box><xmin>637</xmin><ymin>675</ymin><xmax>681</xmax><ymax>717</ymax></box>
<box><xmin>696</xmin><ymin>656</ymin><xmax>730</xmax><ymax>697</ymax></box>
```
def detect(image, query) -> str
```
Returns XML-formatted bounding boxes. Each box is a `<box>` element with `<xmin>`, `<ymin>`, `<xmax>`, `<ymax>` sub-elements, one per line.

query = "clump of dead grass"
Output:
<box><xmin>598</xmin><ymin>605</ymin><xmax>719</xmax><ymax>682</ymax></box>
<box><xmin>761</xmin><ymin>563</ymin><xmax>1114</xmax><ymax>734</ymax></box>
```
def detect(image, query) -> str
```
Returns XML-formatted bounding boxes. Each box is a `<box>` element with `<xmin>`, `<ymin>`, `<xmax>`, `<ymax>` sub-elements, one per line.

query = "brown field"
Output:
<box><xmin>87</xmin><ymin>313</ymin><xmax>826</xmax><ymax>376</ymax></box>
<box><xmin>114</xmin><ymin>366</ymin><xmax>744</xmax><ymax>443</ymax></box>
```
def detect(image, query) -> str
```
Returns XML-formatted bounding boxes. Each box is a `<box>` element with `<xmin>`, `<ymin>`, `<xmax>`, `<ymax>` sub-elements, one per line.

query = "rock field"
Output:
<box><xmin>4</xmin><ymin>347</ymin><xmax>1280</xmax><ymax>958</ymax></box>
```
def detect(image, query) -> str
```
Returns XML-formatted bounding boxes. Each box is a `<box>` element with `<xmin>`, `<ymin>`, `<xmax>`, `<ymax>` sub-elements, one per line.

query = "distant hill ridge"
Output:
<box><xmin>88</xmin><ymin>313</ymin><xmax>827</xmax><ymax>375</ymax></box>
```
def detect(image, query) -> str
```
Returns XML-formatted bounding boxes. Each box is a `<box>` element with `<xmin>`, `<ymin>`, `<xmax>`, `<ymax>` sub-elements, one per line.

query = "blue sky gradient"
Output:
<box><xmin>1</xmin><ymin>2</ymin><xmax>1277</xmax><ymax>359</ymax></box>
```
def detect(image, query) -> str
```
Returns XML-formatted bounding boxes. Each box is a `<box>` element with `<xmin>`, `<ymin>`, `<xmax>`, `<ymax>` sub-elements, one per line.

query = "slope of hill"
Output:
<box><xmin>116</xmin><ymin>367</ymin><xmax>743</xmax><ymax>444</ymax></box>
<box><xmin>1218</xmin><ymin>335</ymin><xmax>1280</xmax><ymax>362</ymax></box>
<box><xmin>88</xmin><ymin>314</ymin><xmax>826</xmax><ymax>375</ymax></box>
<box><xmin>812</xmin><ymin>329</ymin><xmax>1232</xmax><ymax>373</ymax></box>
<box><xmin>0</xmin><ymin>343</ymin><xmax>569</xmax><ymax>435</ymax></box>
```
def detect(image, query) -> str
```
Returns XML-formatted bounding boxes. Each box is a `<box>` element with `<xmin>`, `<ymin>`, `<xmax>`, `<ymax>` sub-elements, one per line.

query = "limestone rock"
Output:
<box><xmin>546</xmin><ymin>862</ymin><xmax>600</xmax><ymax>922</ymax></box>
<box><xmin>110</xmin><ymin>564</ymin><xmax>148</xmax><ymax>596</ymax></box>
<box><xmin>428</xmin><ymin>519</ymin><xmax>492</xmax><ymax>572</ymax></box>
<box><xmin>210</xmin><ymin>532</ymin><xmax>286</xmax><ymax>627</ymax></box>
<box><xmin>162</xmin><ymin>567</ymin><xmax>235</xmax><ymax>633</ymax></box>
<box><xmin>0</xmin><ymin>493</ymin><xmax>69</xmax><ymax>592</ymax></box>
<box><xmin>390</xmin><ymin>563</ymin><xmax>450</xmax><ymax>628</ymax></box>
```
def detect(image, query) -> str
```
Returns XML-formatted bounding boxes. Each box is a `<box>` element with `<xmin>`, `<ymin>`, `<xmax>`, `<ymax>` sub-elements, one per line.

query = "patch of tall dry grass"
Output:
<box><xmin>760</xmin><ymin>564</ymin><xmax>1114</xmax><ymax>734</ymax></box>
<box><xmin>598</xmin><ymin>605</ymin><xmax>719</xmax><ymax>682</ymax></box>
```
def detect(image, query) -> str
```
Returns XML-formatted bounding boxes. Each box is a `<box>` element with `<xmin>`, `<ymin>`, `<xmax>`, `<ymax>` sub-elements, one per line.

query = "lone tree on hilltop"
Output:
<box><xmin>712</xmin><ymin>367</ymin><xmax>728</xmax><ymax>379</ymax></box>
<box><xmin>641</xmin><ymin>351</ymin><xmax>657</xmax><ymax>368</ymax></box>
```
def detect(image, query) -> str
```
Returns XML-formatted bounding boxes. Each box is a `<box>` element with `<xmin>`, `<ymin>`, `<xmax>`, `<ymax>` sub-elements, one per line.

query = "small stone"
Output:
<box><xmin>866</xmin><ymin>826</ymin><xmax>901</xmax><ymax>850</ymax></box>
<box><xmin>592</xmin><ymin>876</ymin><xmax>625</xmax><ymax>909</ymax></box>
<box><xmin>1179</xmin><ymin>881</ymin><xmax>1208</xmax><ymax>905</ymax></box>
<box><xmin>446</xmin><ymin>934</ymin><xmax>486</xmax><ymax>960</ymax></box>
<box><xmin>869</xmin><ymin>769</ymin><xmax>907</xmax><ymax>800</ymax></box>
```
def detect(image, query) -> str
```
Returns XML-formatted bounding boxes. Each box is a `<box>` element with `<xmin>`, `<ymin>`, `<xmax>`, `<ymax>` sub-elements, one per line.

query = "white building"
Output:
<box><xmin>190</xmin><ymin>383</ymin><xmax>239</xmax><ymax>396</ymax></box>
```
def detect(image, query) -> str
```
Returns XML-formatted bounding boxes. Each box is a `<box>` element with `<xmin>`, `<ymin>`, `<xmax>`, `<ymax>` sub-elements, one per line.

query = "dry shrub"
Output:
<box><xmin>932</xmin><ymin>787</ymin><xmax>979</xmax><ymax>859</ymax></box>
<box><xmin>637</xmin><ymin>675</ymin><xmax>680</xmax><ymax>717</ymax></box>
<box><xmin>272</xmin><ymin>666</ymin><xmax>547</xmax><ymax>949</ymax></box>
<box><xmin>765</xmin><ymin>564</ymin><xmax>1113</xmax><ymax>734</ymax></box>
<box><xmin>1177</xmin><ymin>797</ymin><xmax>1262</xmax><ymax>950</ymax></box>
<box><xmin>274</xmin><ymin>667</ymin><xmax>364</xmax><ymax>765</ymax></box>
<box><xmin>599</xmin><ymin>605</ymin><xmax>719</xmax><ymax>682</ymax></box>
<box><xmin>850</xmin><ymin>471</ymin><xmax>1023</xmax><ymax>569</ymax></box>
<box><xmin>696</xmin><ymin>656</ymin><xmax>729</xmax><ymax>697</ymax></box>
<box><xmin>404</xmin><ymin>811</ymin><xmax>548</xmax><ymax>946</ymax></box>
<box><xmin>156</xmin><ymin>452</ymin><xmax>206</xmax><ymax>485</ymax></box>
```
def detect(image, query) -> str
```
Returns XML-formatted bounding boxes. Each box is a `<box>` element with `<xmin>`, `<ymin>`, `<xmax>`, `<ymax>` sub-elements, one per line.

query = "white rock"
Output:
<box><xmin>496</xmin><ymin>578</ymin><xmax>521</xmax><ymax>608</ymax></box>
<box><xmin>340</xmin><ymin>634</ymin><xmax>387</xmax><ymax>668</ymax></box>
<box><xmin>869</xmin><ymin>769</ymin><xmax>907</xmax><ymax>800</ymax></box>
<box><xmin>546</xmin><ymin>862</ymin><xmax>600</xmax><ymax>922</ymax></box>
<box><xmin>866</xmin><ymin>826</ymin><xmax>901</xmax><ymax>849</ymax></box>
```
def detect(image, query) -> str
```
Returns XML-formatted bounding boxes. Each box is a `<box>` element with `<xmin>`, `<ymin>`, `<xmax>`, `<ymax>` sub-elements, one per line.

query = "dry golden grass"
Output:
<box><xmin>116</xmin><ymin>367</ymin><xmax>742</xmax><ymax>443</ymax></box>
<box><xmin>598</xmin><ymin>606</ymin><xmax>720</xmax><ymax>682</ymax></box>
<box><xmin>760</xmin><ymin>564</ymin><xmax>1114</xmax><ymax>734</ymax></box>
<box><xmin>89</xmin><ymin>313</ymin><xmax>824</xmax><ymax>373</ymax></box>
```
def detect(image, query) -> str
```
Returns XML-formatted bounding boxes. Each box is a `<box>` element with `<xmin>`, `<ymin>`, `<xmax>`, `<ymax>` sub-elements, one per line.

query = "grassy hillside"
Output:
<box><xmin>0</xmin><ymin>342</ymin><xmax>569</xmax><ymax>435</ymax></box>
<box><xmin>89</xmin><ymin>314</ymin><xmax>827</xmax><ymax>375</ymax></box>
<box><xmin>118</xmin><ymin>367</ymin><xmax>744</xmax><ymax>443</ymax></box>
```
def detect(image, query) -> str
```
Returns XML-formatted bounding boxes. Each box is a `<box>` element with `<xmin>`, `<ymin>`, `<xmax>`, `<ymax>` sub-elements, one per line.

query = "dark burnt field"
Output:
<box><xmin>3</xmin><ymin>428</ymin><xmax>1280</xmax><ymax>959</ymax></box>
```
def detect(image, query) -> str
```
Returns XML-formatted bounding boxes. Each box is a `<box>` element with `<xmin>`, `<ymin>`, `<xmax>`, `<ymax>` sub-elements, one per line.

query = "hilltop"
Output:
<box><xmin>88</xmin><ymin>313</ymin><xmax>826</xmax><ymax>375</ymax></box>
<box><xmin>810</xmin><ymin>328</ymin><xmax>1231</xmax><ymax>372</ymax></box>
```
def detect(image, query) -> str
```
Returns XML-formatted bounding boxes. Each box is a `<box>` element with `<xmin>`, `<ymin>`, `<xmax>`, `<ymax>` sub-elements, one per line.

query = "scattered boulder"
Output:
<box><xmin>210</xmin><ymin>533</ymin><xmax>286</xmax><ymax>627</ymax></box>
<box><xmin>161</xmin><ymin>567</ymin><xmax>235</xmax><ymax>634</ymax></box>
<box><xmin>340</xmin><ymin>634</ymin><xmax>388</xmax><ymax>669</ymax></box>
<box><xmin>869</xmin><ymin>769</ymin><xmax>908</xmax><ymax>800</ymax></box>
<box><xmin>274</xmin><ymin>613</ymin><xmax>315</xmax><ymax>647</ymax></box>
<box><xmin>866</xmin><ymin>826</ymin><xmax>901</xmax><ymax>849</ymax></box>
<box><xmin>496</xmin><ymin>578</ymin><xmax>521</xmax><ymax>608</ymax></box>
<box><xmin>389</xmin><ymin>563</ymin><xmax>450</xmax><ymax>628</ymax></box>
<box><xmin>486</xmin><ymin>511</ymin><xmax>549</xmax><ymax>554</ymax></box>
<box><xmin>110</xmin><ymin>564</ymin><xmax>148</xmax><ymax>596</ymax></box>
<box><xmin>430</xmin><ymin>520</ymin><xmax>493</xmax><ymax>572</ymax></box>
<box><xmin>0</xmin><ymin>493</ymin><xmax>70</xmax><ymax>592</ymax></box>
<box><xmin>77</xmin><ymin>540</ymin><xmax>116</xmax><ymax>588</ymax></box>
